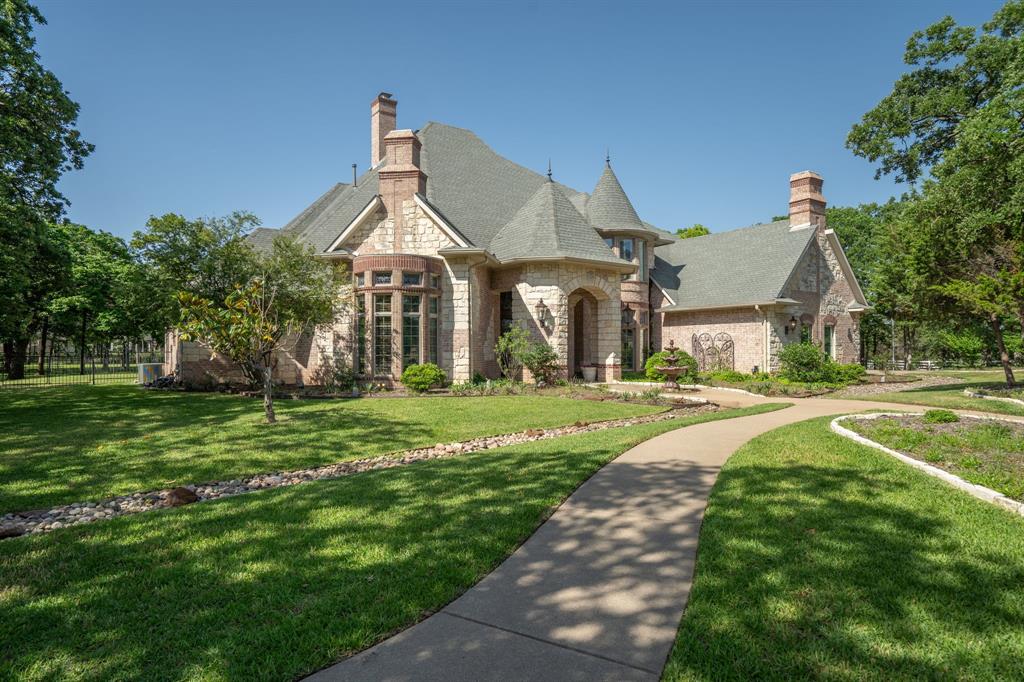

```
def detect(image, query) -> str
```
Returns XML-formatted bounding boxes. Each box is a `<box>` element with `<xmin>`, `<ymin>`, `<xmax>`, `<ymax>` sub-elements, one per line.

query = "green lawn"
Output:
<box><xmin>848</xmin><ymin>413</ymin><xmax>1024</xmax><ymax>502</ymax></box>
<box><xmin>663</xmin><ymin>417</ymin><xmax>1024</xmax><ymax>681</ymax></box>
<box><xmin>0</xmin><ymin>385</ymin><xmax>665</xmax><ymax>514</ymax></box>
<box><xmin>849</xmin><ymin>368</ymin><xmax>1024</xmax><ymax>416</ymax></box>
<box><xmin>0</xmin><ymin>402</ymin><xmax>787</xmax><ymax>682</ymax></box>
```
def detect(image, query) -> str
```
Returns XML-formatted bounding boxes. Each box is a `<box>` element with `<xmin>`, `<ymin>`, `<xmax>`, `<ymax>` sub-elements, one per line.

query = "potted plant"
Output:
<box><xmin>581</xmin><ymin>363</ymin><xmax>598</xmax><ymax>382</ymax></box>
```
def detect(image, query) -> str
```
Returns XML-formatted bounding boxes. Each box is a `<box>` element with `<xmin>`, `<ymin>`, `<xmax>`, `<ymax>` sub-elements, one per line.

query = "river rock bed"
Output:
<box><xmin>0</xmin><ymin>405</ymin><xmax>714</xmax><ymax>540</ymax></box>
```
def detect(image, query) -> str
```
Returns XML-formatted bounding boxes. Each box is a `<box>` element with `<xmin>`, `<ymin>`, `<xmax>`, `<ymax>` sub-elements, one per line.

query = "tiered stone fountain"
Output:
<box><xmin>656</xmin><ymin>339</ymin><xmax>687</xmax><ymax>390</ymax></box>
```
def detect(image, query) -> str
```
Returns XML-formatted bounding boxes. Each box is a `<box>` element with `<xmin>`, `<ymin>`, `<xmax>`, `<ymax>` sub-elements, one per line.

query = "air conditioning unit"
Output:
<box><xmin>138</xmin><ymin>363</ymin><xmax>163</xmax><ymax>384</ymax></box>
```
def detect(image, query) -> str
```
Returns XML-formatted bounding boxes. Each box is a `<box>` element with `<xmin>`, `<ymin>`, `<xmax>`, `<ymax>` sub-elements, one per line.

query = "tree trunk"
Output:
<box><xmin>79</xmin><ymin>310</ymin><xmax>88</xmax><ymax>375</ymax></box>
<box><xmin>991</xmin><ymin>314</ymin><xmax>1016</xmax><ymax>387</ymax></box>
<box><xmin>2</xmin><ymin>340</ymin><xmax>12</xmax><ymax>376</ymax></box>
<box><xmin>262</xmin><ymin>361</ymin><xmax>277</xmax><ymax>424</ymax></box>
<box><xmin>38</xmin><ymin>318</ymin><xmax>48</xmax><ymax>376</ymax></box>
<box><xmin>8</xmin><ymin>338</ymin><xmax>29</xmax><ymax>381</ymax></box>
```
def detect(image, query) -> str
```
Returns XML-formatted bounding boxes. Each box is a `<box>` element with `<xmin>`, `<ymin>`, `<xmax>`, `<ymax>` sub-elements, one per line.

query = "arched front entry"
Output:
<box><xmin>567</xmin><ymin>289</ymin><xmax>600</xmax><ymax>377</ymax></box>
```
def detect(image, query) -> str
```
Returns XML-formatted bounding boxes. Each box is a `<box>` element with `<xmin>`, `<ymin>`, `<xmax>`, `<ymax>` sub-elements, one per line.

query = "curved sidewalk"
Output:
<box><xmin>305</xmin><ymin>395</ymin><xmax>985</xmax><ymax>682</ymax></box>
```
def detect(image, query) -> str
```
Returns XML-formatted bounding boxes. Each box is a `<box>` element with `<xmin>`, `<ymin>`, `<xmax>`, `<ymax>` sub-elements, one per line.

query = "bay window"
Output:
<box><xmin>373</xmin><ymin>294</ymin><xmax>392</xmax><ymax>373</ymax></box>
<box><xmin>402</xmin><ymin>294</ymin><xmax>421</xmax><ymax>369</ymax></box>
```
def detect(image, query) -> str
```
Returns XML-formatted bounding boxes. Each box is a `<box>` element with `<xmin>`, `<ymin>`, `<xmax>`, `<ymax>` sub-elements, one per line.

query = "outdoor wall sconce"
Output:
<box><xmin>786</xmin><ymin>316</ymin><xmax>798</xmax><ymax>336</ymax></box>
<box><xmin>535</xmin><ymin>299</ymin><xmax>554</xmax><ymax>333</ymax></box>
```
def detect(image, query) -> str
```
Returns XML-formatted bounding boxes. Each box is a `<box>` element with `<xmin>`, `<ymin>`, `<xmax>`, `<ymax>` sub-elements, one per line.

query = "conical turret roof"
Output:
<box><xmin>586</xmin><ymin>164</ymin><xmax>647</xmax><ymax>232</ymax></box>
<box><xmin>489</xmin><ymin>180</ymin><xmax>626</xmax><ymax>267</ymax></box>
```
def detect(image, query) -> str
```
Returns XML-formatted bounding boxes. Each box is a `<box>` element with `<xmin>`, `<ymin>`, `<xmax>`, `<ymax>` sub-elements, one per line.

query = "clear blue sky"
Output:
<box><xmin>35</xmin><ymin>0</ymin><xmax>1002</xmax><ymax>239</ymax></box>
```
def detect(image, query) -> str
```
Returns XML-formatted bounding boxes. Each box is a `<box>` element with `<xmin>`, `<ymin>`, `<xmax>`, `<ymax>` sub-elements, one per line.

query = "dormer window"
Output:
<box><xmin>604</xmin><ymin>237</ymin><xmax>614</xmax><ymax>249</ymax></box>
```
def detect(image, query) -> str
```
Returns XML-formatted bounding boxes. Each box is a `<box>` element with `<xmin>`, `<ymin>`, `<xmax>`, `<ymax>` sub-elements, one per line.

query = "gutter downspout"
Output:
<box><xmin>466</xmin><ymin>253</ymin><xmax>490</xmax><ymax>379</ymax></box>
<box><xmin>754</xmin><ymin>304</ymin><xmax>770</xmax><ymax>373</ymax></box>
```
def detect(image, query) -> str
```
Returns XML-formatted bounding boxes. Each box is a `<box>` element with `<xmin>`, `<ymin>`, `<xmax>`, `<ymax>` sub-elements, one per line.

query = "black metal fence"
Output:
<box><xmin>0</xmin><ymin>342</ymin><xmax>163</xmax><ymax>389</ymax></box>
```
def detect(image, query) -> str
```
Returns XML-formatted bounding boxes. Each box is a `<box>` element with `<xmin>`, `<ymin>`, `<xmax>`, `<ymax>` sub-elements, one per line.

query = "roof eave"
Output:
<box><xmin>494</xmin><ymin>254</ymin><xmax>637</xmax><ymax>273</ymax></box>
<box><xmin>656</xmin><ymin>299</ymin><xmax>793</xmax><ymax>314</ymax></box>
<box><xmin>437</xmin><ymin>247</ymin><xmax>500</xmax><ymax>265</ymax></box>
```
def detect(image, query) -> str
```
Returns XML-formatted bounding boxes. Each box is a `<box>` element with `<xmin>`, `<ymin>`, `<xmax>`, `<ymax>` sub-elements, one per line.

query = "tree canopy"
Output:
<box><xmin>675</xmin><ymin>223</ymin><xmax>710</xmax><ymax>239</ymax></box>
<box><xmin>848</xmin><ymin>0</ymin><xmax>1024</xmax><ymax>383</ymax></box>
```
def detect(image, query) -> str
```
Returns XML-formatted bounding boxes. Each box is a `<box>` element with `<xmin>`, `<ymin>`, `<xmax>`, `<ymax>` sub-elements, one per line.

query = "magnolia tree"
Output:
<box><xmin>178</xmin><ymin>236</ymin><xmax>343</xmax><ymax>423</ymax></box>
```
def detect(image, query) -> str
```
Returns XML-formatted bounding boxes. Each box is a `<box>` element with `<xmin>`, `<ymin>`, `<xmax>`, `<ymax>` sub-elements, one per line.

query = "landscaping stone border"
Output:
<box><xmin>0</xmin><ymin>406</ymin><xmax>714</xmax><ymax>540</ymax></box>
<box><xmin>830</xmin><ymin>412</ymin><xmax>1024</xmax><ymax>517</ymax></box>
<box><xmin>963</xmin><ymin>388</ymin><xmax>1024</xmax><ymax>407</ymax></box>
<box><xmin>604</xmin><ymin>381</ymin><xmax>767</xmax><ymax>398</ymax></box>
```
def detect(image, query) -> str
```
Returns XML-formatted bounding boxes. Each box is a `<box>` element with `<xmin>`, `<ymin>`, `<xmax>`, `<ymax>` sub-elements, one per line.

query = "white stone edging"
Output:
<box><xmin>963</xmin><ymin>388</ymin><xmax>1024</xmax><ymax>407</ymax></box>
<box><xmin>604</xmin><ymin>381</ymin><xmax>767</xmax><ymax>399</ymax></box>
<box><xmin>830</xmin><ymin>412</ymin><xmax>1024</xmax><ymax>517</ymax></box>
<box><xmin>596</xmin><ymin>384</ymin><xmax>710</xmax><ymax>404</ymax></box>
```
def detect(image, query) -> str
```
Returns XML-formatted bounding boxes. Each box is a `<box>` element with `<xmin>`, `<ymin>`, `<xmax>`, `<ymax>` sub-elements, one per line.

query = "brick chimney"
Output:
<box><xmin>379</xmin><ymin>129</ymin><xmax>427</xmax><ymax>240</ymax></box>
<box><xmin>371</xmin><ymin>92</ymin><xmax>397</xmax><ymax>167</ymax></box>
<box><xmin>788</xmin><ymin>171</ymin><xmax>826</xmax><ymax>229</ymax></box>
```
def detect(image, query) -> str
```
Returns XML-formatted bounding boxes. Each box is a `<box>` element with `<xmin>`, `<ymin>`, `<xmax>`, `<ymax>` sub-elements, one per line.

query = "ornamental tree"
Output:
<box><xmin>178</xmin><ymin>236</ymin><xmax>343</xmax><ymax>423</ymax></box>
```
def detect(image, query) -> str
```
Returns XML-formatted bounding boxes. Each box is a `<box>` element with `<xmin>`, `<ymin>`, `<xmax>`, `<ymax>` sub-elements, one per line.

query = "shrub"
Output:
<box><xmin>779</xmin><ymin>342</ymin><xmax>828</xmax><ymax>382</ymax></box>
<box><xmin>708</xmin><ymin>369</ymin><xmax>750</xmax><ymax>384</ymax></box>
<box><xmin>470</xmin><ymin>371</ymin><xmax>487</xmax><ymax>385</ymax></box>
<box><xmin>923</xmin><ymin>409</ymin><xmax>959</xmax><ymax>424</ymax></box>
<box><xmin>400</xmin><ymin>363</ymin><xmax>447</xmax><ymax>393</ymax></box>
<box><xmin>495</xmin><ymin>326</ymin><xmax>530</xmax><ymax>380</ymax></box>
<box><xmin>522</xmin><ymin>341</ymin><xmax>561</xmax><ymax>385</ymax></box>
<box><xmin>645</xmin><ymin>350</ymin><xmax>698</xmax><ymax>382</ymax></box>
<box><xmin>833</xmin><ymin>363</ymin><xmax>867</xmax><ymax>384</ymax></box>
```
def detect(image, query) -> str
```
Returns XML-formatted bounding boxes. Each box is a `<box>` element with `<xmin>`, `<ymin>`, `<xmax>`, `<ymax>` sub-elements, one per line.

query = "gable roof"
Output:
<box><xmin>488</xmin><ymin>180</ymin><xmax>630</xmax><ymax>268</ymax></box>
<box><xmin>651</xmin><ymin>220</ymin><xmax>817</xmax><ymax>311</ymax></box>
<box><xmin>251</xmin><ymin>122</ymin><xmax>672</xmax><ymax>263</ymax></box>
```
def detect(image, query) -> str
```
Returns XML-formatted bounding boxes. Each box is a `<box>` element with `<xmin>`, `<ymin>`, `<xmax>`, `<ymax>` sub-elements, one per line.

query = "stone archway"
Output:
<box><xmin>567</xmin><ymin>288</ymin><xmax>601</xmax><ymax>377</ymax></box>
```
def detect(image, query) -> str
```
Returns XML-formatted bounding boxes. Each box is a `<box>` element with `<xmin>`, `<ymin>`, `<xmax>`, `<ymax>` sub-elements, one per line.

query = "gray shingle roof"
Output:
<box><xmin>586</xmin><ymin>166</ymin><xmax>643</xmax><ymax>230</ymax></box>
<box><xmin>281</xmin><ymin>183</ymin><xmax>350</xmax><ymax>236</ymax></box>
<box><xmin>651</xmin><ymin>220</ymin><xmax>816</xmax><ymax>311</ymax></box>
<box><xmin>268</xmin><ymin>122</ymin><xmax>669</xmax><ymax>262</ymax></box>
<box><xmin>284</xmin><ymin>171</ymin><xmax>381</xmax><ymax>252</ymax></box>
<box><xmin>488</xmin><ymin>181</ymin><xmax>626</xmax><ymax>267</ymax></box>
<box><xmin>417</xmin><ymin>122</ymin><xmax>590</xmax><ymax>252</ymax></box>
<box><xmin>246</xmin><ymin>227</ymin><xmax>281</xmax><ymax>253</ymax></box>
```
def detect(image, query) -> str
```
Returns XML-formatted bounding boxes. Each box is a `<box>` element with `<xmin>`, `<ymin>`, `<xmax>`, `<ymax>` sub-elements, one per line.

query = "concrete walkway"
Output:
<box><xmin>305</xmin><ymin>392</ymin><xmax>997</xmax><ymax>682</ymax></box>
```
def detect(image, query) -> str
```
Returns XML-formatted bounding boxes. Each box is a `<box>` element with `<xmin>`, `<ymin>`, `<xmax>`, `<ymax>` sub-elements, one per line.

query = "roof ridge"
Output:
<box><xmin>673</xmin><ymin>219</ymin><xmax>792</xmax><ymax>243</ymax></box>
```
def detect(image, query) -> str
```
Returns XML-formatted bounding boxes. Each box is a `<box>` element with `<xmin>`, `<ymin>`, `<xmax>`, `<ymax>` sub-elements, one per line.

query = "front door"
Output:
<box><xmin>572</xmin><ymin>299</ymin><xmax>585</xmax><ymax>376</ymax></box>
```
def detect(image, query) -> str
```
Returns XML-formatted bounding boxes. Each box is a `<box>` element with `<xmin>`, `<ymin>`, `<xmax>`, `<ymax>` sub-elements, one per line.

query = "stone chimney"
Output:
<box><xmin>379</xmin><ymin>129</ymin><xmax>427</xmax><ymax>239</ymax></box>
<box><xmin>788</xmin><ymin>171</ymin><xmax>826</xmax><ymax>229</ymax></box>
<box><xmin>371</xmin><ymin>92</ymin><xmax>397</xmax><ymax>167</ymax></box>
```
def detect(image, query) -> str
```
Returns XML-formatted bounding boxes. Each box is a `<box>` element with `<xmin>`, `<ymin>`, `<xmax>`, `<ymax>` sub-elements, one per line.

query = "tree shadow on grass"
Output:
<box><xmin>0</xmin><ymin>433</ymin><xmax>659</xmax><ymax>681</ymax></box>
<box><xmin>665</xmin><ymin>435</ymin><xmax>1024</xmax><ymax>680</ymax></box>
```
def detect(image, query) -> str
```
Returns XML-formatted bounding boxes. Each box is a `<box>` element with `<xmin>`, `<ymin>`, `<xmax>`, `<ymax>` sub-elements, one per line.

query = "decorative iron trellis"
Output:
<box><xmin>691</xmin><ymin>332</ymin><xmax>735</xmax><ymax>372</ymax></box>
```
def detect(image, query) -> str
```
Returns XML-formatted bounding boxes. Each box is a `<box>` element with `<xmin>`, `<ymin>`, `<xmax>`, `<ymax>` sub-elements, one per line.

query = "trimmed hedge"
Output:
<box><xmin>400</xmin><ymin>363</ymin><xmax>447</xmax><ymax>393</ymax></box>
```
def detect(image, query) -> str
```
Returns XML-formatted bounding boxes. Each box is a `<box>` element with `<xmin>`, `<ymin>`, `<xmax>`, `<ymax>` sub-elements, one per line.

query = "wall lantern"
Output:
<box><xmin>786</xmin><ymin>316</ymin><xmax>798</xmax><ymax>336</ymax></box>
<box><xmin>535</xmin><ymin>299</ymin><xmax>553</xmax><ymax>333</ymax></box>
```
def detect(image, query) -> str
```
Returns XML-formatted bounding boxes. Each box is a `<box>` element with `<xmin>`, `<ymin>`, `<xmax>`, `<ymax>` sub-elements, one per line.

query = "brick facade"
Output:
<box><xmin>168</xmin><ymin>96</ymin><xmax>864</xmax><ymax>387</ymax></box>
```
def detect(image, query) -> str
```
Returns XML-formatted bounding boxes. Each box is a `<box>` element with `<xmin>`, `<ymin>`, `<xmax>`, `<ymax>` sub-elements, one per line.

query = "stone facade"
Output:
<box><xmin>167</xmin><ymin>97</ymin><xmax>865</xmax><ymax>387</ymax></box>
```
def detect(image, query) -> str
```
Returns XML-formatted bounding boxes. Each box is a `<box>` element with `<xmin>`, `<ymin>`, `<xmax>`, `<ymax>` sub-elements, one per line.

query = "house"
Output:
<box><xmin>166</xmin><ymin>92</ymin><xmax>869</xmax><ymax>386</ymax></box>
